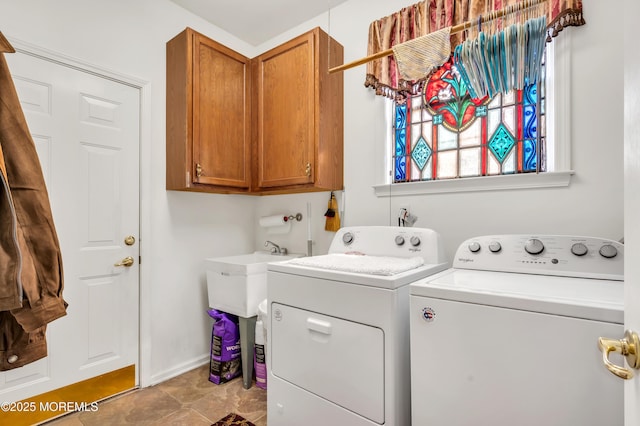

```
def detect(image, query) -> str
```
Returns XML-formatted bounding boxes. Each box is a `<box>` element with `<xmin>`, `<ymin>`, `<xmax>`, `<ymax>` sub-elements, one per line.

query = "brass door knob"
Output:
<box><xmin>114</xmin><ymin>256</ymin><xmax>135</xmax><ymax>267</ymax></box>
<box><xmin>598</xmin><ymin>329</ymin><xmax>640</xmax><ymax>380</ymax></box>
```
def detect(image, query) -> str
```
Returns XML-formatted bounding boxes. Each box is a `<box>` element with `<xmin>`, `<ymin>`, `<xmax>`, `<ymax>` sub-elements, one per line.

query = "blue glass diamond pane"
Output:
<box><xmin>411</xmin><ymin>137</ymin><xmax>432</xmax><ymax>171</ymax></box>
<box><xmin>488</xmin><ymin>124</ymin><xmax>515</xmax><ymax>163</ymax></box>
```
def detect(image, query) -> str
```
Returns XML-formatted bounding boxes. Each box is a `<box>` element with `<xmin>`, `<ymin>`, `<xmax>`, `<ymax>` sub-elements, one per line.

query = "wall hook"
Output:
<box><xmin>285</xmin><ymin>213</ymin><xmax>303</xmax><ymax>222</ymax></box>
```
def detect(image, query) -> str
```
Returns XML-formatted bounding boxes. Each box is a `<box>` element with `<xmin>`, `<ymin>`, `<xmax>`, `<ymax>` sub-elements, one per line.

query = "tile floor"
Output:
<box><xmin>44</xmin><ymin>364</ymin><xmax>267</xmax><ymax>425</ymax></box>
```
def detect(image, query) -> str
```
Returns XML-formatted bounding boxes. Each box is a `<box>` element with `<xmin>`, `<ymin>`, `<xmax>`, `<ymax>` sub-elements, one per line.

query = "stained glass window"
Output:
<box><xmin>393</xmin><ymin>56</ymin><xmax>545</xmax><ymax>183</ymax></box>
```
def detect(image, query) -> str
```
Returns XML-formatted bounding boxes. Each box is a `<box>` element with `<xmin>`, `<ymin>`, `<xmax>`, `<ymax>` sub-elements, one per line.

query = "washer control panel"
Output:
<box><xmin>454</xmin><ymin>235</ymin><xmax>624</xmax><ymax>280</ymax></box>
<box><xmin>328</xmin><ymin>226</ymin><xmax>446</xmax><ymax>264</ymax></box>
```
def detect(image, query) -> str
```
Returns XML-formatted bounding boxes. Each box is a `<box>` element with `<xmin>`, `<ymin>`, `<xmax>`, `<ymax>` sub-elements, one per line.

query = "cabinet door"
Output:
<box><xmin>192</xmin><ymin>33</ymin><xmax>251</xmax><ymax>188</ymax></box>
<box><xmin>254</xmin><ymin>32</ymin><xmax>316</xmax><ymax>188</ymax></box>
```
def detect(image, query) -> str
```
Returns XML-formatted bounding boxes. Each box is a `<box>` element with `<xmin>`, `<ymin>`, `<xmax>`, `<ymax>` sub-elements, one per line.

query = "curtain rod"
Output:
<box><xmin>328</xmin><ymin>0</ymin><xmax>547</xmax><ymax>74</ymax></box>
<box><xmin>0</xmin><ymin>32</ymin><xmax>15</xmax><ymax>53</ymax></box>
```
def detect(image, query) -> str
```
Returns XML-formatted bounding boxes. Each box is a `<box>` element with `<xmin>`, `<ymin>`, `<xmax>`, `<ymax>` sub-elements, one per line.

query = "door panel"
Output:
<box><xmin>0</xmin><ymin>50</ymin><xmax>140</xmax><ymax>403</ymax></box>
<box><xmin>624</xmin><ymin>0</ymin><xmax>640</xmax><ymax>422</ymax></box>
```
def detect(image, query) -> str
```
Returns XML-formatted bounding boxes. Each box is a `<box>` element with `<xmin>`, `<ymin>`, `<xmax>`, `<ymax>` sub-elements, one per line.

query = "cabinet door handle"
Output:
<box><xmin>305</xmin><ymin>162</ymin><xmax>311</xmax><ymax>177</ymax></box>
<box><xmin>195</xmin><ymin>163</ymin><xmax>204</xmax><ymax>177</ymax></box>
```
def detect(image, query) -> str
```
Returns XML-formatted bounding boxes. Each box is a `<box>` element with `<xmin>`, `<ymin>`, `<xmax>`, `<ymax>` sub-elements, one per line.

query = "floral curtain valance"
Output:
<box><xmin>365</xmin><ymin>0</ymin><xmax>584</xmax><ymax>100</ymax></box>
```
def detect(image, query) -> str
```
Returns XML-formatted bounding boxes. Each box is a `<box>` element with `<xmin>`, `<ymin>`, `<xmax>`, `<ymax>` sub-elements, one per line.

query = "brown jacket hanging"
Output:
<box><xmin>0</xmin><ymin>51</ymin><xmax>67</xmax><ymax>370</ymax></box>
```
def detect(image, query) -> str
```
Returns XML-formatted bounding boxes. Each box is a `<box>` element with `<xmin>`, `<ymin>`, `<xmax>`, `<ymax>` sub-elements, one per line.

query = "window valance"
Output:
<box><xmin>365</xmin><ymin>0</ymin><xmax>584</xmax><ymax>100</ymax></box>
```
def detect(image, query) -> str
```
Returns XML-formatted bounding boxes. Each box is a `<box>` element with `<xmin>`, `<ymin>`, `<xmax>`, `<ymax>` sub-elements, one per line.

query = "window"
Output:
<box><xmin>374</xmin><ymin>35</ymin><xmax>573</xmax><ymax>196</ymax></box>
<box><xmin>394</xmin><ymin>56</ymin><xmax>545</xmax><ymax>182</ymax></box>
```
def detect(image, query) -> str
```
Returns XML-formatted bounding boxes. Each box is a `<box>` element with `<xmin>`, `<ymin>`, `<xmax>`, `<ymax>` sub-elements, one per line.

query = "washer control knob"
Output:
<box><xmin>395</xmin><ymin>235</ymin><xmax>405</xmax><ymax>246</ymax></box>
<box><xmin>599</xmin><ymin>244</ymin><xmax>618</xmax><ymax>259</ymax></box>
<box><xmin>468</xmin><ymin>242</ymin><xmax>481</xmax><ymax>253</ymax></box>
<box><xmin>342</xmin><ymin>232</ymin><xmax>354</xmax><ymax>245</ymax></box>
<box><xmin>571</xmin><ymin>243</ymin><xmax>589</xmax><ymax>257</ymax></box>
<box><xmin>524</xmin><ymin>238</ymin><xmax>545</xmax><ymax>255</ymax></box>
<box><xmin>488</xmin><ymin>242</ymin><xmax>502</xmax><ymax>253</ymax></box>
<box><xmin>410</xmin><ymin>236</ymin><xmax>421</xmax><ymax>247</ymax></box>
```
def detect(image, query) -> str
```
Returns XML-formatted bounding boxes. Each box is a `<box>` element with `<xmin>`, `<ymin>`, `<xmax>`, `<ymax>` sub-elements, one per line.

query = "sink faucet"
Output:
<box><xmin>265</xmin><ymin>240</ymin><xmax>287</xmax><ymax>255</ymax></box>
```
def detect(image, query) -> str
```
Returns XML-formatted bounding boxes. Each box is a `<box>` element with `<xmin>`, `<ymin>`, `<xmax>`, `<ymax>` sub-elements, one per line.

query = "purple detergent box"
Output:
<box><xmin>207</xmin><ymin>309</ymin><xmax>242</xmax><ymax>384</ymax></box>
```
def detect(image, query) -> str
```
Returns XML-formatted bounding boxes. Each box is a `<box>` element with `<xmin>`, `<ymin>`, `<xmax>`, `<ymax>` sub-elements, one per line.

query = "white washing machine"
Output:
<box><xmin>267</xmin><ymin>226</ymin><xmax>449</xmax><ymax>426</ymax></box>
<box><xmin>410</xmin><ymin>235</ymin><xmax>624</xmax><ymax>426</ymax></box>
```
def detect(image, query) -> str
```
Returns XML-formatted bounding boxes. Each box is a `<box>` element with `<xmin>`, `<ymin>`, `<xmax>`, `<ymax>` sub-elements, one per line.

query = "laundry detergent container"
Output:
<box><xmin>257</xmin><ymin>298</ymin><xmax>268</xmax><ymax>347</ymax></box>
<box><xmin>255</xmin><ymin>298</ymin><xmax>269</xmax><ymax>389</ymax></box>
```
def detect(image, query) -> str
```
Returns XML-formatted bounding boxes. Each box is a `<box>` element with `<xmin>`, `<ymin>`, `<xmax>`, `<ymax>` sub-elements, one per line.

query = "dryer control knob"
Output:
<box><xmin>488</xmin><ymin>242</ymin><xmax>502</xmax><ymax>253</ymax></box>
<box><xmin>571</xmin><ymin>243</ymin><xmax>589</xmax><ymax>257</ymax></box>
<box><xmin>524</xmin><ymin>238</ymin><xmax>545</xmax><ymax>255</ymax></box>
<box><xmin>395</xmin><ymin>235</ymin><xmax>405</xmax><ymax>246</ymax></box>
<box><xmin>468</xmin><ymin>242</ymin><xmax>481</xmax><ymax>253</ymax></box>
<box><xmin>599</xmin><ymin>244</ymin><xmax>618</xmax><ymax>259</ymax></box>
<box><xmin>342</xmin><ymin>232</ymin><xmax>354</xmax><ymax>245</ymax></box>
<box><xmin>410</xmin><ymin>236</ymin><xmax>421</xmax><ymax>247</ymax></box>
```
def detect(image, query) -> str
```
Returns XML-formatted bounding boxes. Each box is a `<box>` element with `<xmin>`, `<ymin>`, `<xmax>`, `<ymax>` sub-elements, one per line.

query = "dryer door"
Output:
<box><xmin>271</xmin><ymin>303</ymin><xmax>384</xmax><ymax>424</ymax></box>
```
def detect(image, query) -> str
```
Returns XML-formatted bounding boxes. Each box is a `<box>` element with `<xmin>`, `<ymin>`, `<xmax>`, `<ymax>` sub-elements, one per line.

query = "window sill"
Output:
<box><xmin>373</xmin><ymin>171</ymin><xmax>574</xmax><ymax>197</ymax></box>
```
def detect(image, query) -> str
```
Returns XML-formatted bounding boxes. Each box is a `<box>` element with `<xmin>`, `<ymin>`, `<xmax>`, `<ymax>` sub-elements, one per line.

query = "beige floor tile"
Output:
<box><xmin>44</xmin><ymin>364</ymin><xmax>266</xmax><ymax>425</ymax></box>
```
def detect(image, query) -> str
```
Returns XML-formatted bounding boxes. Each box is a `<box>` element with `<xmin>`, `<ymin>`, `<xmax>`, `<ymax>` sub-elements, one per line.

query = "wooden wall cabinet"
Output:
<box><xmin>166</xmin><ymin>27</ymin><xmax>343</xmax><ymax>195</ymax></box>
<box><xmin>252</xmin><ymin>28</ymin><xmax>344</xmax><ymax>194</ymax></box>
<box><xmin>166</xmin><ymin>28</ymin><xmax>252</xmax><ymax>193</ymax></box>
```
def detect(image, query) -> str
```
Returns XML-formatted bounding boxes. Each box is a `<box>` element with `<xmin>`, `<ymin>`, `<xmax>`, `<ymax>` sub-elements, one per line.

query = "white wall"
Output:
<box><xmin>0</xmin><ymin>0</ymin><xmax>260</xmax><ymax>385</ymax></box>
<box><xmin>253</xmin><ymin>0</ymin><xmax>413</xmax><ymax>254</ymax></box>
<box><xmin>0</xmin><ymin>0</ymin><xmax>622</xmax><ymax>386</ymax></box>
<box><xmin>258</xmin><ymin>0</ymin><xmax>624</xmax><ymax>261</ymax></box>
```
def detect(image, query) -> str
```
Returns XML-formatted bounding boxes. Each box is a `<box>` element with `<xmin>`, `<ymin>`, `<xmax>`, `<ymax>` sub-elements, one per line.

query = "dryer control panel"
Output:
<box><xmin>453</xmin><ymin>235</ymin><xmax>624</xmax><ymax>280</ymax></box>
<box><xmin>328</xmin><ymin>226</ymin><xmax>447</xmax><ymax>264</ymax></box>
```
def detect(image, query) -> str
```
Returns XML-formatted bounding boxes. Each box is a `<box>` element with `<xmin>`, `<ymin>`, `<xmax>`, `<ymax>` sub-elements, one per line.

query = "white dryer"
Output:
<box><xmin>410</xmin><ymin>235</ymin><xmax>624</xmax><ymax>426</ymax></box>
<box><xmin>267</xmin><ymin>226</ymin><xmax>449</xmax><ymax>426</ymax></box>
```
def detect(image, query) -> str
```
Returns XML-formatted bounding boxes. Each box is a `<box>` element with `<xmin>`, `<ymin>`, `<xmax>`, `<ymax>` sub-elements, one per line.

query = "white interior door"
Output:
<box><xmin>625</xmin><ymin>0</ymin><xmax>640</xmax><ymax>422</ymax></box>
<box><xmin>0</xmin><ymin>50</ymin><xmax>140</xmax><ymax>402</ymax></box>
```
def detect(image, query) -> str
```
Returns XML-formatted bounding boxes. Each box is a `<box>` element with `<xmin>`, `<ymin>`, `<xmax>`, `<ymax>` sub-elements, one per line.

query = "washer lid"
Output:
<box><xmin>285</xmin><ymin>253</ymin><xmax>425</xmax><ymax>276</ymax></box>
<box><xmin>410</xmin><ymin>269</ymin><xmax>623</xmax><ymax>323</ymax></box>
<box><xmin>269</xmin><ymin>259</ymin><xmax>449</xmax><ymax>289</ymax></box>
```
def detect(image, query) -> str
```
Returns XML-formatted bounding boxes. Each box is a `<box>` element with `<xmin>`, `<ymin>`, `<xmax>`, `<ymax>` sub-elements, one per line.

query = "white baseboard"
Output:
<box><xmin>148</xmin><ymin>354</ymin><xmax>210</xmax><ymax>386</ymax></box>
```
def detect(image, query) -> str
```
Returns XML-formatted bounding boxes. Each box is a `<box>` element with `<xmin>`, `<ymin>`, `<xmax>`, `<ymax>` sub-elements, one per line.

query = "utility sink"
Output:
<box><xmin>205</xmin><ymin>251</ymin><xmax>302</xmax><ymax>318</ymax></box>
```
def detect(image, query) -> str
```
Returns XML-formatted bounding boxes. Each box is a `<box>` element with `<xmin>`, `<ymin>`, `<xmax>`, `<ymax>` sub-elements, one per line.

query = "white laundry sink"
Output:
<box><xmin>205</xmin><ymin>251</ymin><xmax>302</xmax><ymax>317</ymax></box>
